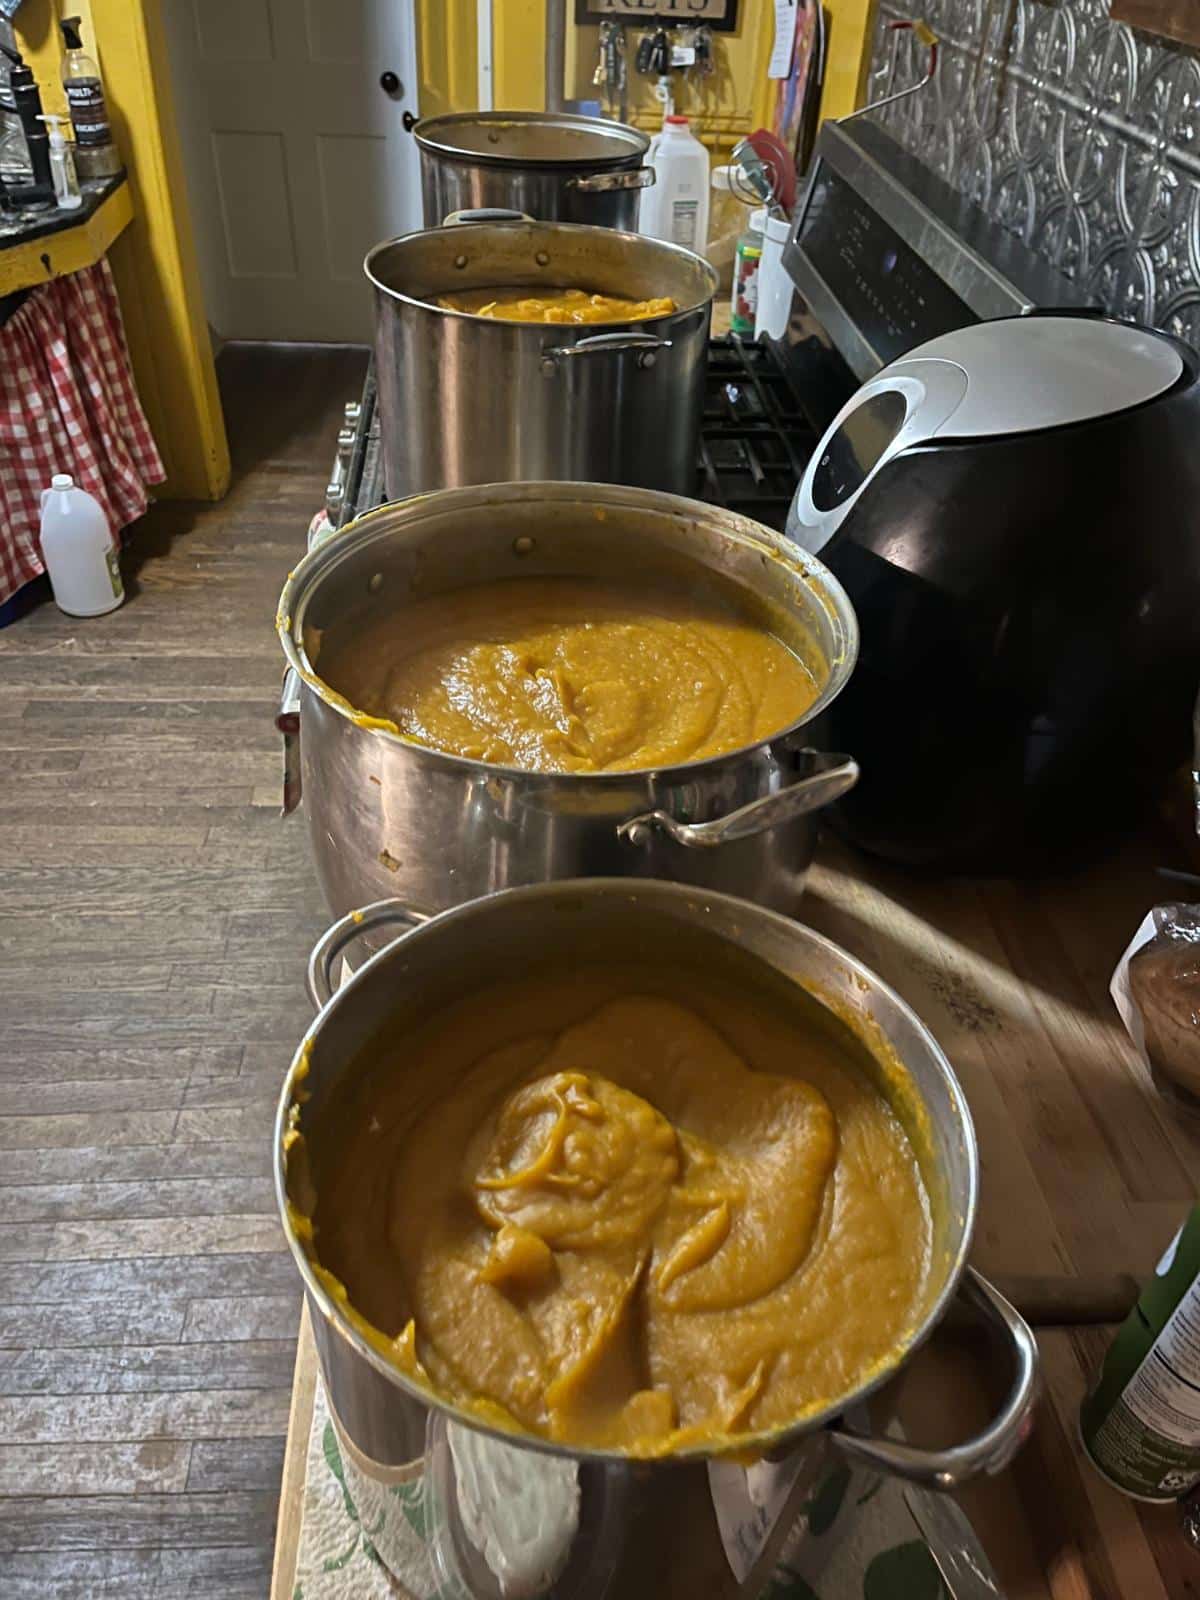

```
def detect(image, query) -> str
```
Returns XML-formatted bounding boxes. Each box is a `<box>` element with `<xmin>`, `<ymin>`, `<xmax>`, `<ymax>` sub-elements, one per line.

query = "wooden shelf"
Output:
<box><xmin>0</xmin><ymin>174</ymin><xmax>133</xmax><ymax>296</ymax></box>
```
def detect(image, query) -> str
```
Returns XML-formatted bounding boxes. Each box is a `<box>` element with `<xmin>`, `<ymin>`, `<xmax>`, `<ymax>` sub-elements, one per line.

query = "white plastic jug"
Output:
<box><xmin>39</xmin><ymin>473</ymin><xmax>124</xmax><ymax>617</ymax></box>
<box><xmin>640</xmin><ymin>116</ymin><xmax>710</xmax><ymax>252</ymax></box>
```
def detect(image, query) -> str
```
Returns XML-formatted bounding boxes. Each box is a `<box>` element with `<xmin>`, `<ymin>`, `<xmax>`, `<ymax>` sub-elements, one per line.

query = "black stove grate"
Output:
<box><xmin>339</xmin><ymin>335</ymin><xmax>814</xmax><ymax>532</ymax></box>
<box><xmin>698</xmin><ymin>336</ymin><xmax>817</xmax><ymax>531</ymax></box>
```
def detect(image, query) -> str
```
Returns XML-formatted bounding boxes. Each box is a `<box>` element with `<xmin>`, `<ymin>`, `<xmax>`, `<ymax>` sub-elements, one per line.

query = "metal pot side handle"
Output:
<box><xmin>828</xmin><ymin>1268</ymin><xmax>1041</xmax><ymax>1491</ymax></box>
<box><xmin>442</xmin><ymin>208</ymin><xmax>535</xmax><ymax>225</ymax></box>
<box><xmin>568</xmin><ymin>167</ymin><xmax>656</xmax><ymax>192</ymax></box>
<box><xmin>617</xmin><ymin>754</ymin><xmax>859</xmax><ymax>850</ymax></box>
<box><xmin>541</xmin><ymin>331</ymin><xmax>673</xmax><ymax>374</ymax></box>
<box><xmin>307</xmin><ymin>898</ymin><xmax>433</xmax><ymax>1011</ymax></box>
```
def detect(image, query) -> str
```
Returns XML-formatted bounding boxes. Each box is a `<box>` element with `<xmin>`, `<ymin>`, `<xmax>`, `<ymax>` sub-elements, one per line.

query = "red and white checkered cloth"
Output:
<box><xmin>0</xmin><ymin>256</ymin><xmax>165</xmax><ymax>606</ymax></box>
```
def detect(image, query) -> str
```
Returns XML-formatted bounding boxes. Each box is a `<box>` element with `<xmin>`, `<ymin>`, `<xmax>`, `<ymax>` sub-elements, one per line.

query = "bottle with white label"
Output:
<box><xmin>640</xmin><ymin>115</ymin><xmax>710</xmax><ymax>252</ymax></box>
<box><xmin>39</xmin><ymin>474</ymin><xmax>124</xmax><ymax>617</ymax></box>
<box><xmin>1081</xmin><ymin>1207</ymin><xmax>1200</xmax><ymax>1500</ymax></box>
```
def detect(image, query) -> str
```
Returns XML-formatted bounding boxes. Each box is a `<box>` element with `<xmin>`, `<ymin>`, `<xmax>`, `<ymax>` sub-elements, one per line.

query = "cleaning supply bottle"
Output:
<box><xmin>641</xmin><ymin>115</ymin><xmax>709</xmax><ymax>251</ymax></box>
<box><xmin>730</xmin><ymin>208</ymin><xmax>764</xmax><ymax>336</ymax></box>
<box><xmin>60</xmin><ymin>16</ymin><xmax>121</xmax><ymax>179</ymax></box>
<box><xmin>39</xmin><ymin>474</ymin><xmax>124</xmax><ymax>617</ymax></box>
<box><xmin>37</xmin><ymin>114</ymin><xmax>81</xmax><ymax>210</ymax></box>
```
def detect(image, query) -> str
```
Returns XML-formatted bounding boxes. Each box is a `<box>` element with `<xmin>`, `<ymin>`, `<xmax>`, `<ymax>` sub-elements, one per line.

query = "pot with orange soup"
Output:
<box><xmin>365</xmin><ymin>218</ymin><xmax>716</xmax><ymax>498</ymax></box>
<box><xmin>277</xmin><ymin>880</ymin><xmax>1038</xmax><ymax>1596</ymax></box>
<box><xmin>276</xmin><ymin>482</ymin><xmax>860</xmax><ymax>925</ymax></box>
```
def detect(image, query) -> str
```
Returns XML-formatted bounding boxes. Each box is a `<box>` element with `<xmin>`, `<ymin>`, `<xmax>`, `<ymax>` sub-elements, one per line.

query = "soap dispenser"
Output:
<box><xmin>37</xmin><ymin>114</ymin><xmax>81</xmax><ymax>210</ymax></box>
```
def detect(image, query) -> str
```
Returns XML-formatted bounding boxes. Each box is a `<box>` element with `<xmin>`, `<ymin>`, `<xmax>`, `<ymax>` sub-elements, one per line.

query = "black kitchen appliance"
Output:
<box><xmin>787</xmin><ymin>312</ymin><xmax>1200</xmax><ymax>870</ymax></box>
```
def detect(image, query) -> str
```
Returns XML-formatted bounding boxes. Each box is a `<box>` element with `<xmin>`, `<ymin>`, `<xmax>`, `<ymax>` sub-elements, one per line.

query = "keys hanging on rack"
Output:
<box><xmin>695</xmin><ymin>24</ymin><xmax>715</xmax><ymax>77</ymax></box>
<box><xmin>594</xmin><ymin>20</ymin><xmax>627</xmax><ymax>120</ymax></box>
<box><xmin>635</xmin><ymin>27</ymin><xmax>674</xmax><ymax>115</ymax></box>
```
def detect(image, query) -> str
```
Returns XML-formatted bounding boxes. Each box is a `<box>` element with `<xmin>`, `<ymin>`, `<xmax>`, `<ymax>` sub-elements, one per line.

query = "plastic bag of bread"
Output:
<box><xmin>1111</xmin><ymin>904</ymin><xmax>1200</xmax><ymax>1115</ymax></box>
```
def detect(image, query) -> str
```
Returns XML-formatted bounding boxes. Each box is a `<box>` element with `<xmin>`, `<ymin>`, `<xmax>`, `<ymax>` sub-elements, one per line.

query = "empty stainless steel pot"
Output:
<box><xmin>364</xmin><ymin>218</ymin><xmax>716</xmax><ymax>498</ymax></box>
<box><xmin>412</xmin><ymin>110</ymin><xmax>654</xmax><ymax>230</ymax></box>
<box><xmin>276</xmin><ymin>880</ymin><xmax>1038</xmax><ymax>1595</ymax></box>
<box><xmin>276</xmin><ymin>481</ymin><xmax>859</xmax><ymax>923</ymax></box>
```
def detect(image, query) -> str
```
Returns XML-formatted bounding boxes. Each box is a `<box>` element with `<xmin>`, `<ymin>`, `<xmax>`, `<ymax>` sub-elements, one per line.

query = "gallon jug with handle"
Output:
<box><xmin>39</xmin><ymin>473</ymin><xmax>124</xmax><ymax>617</ymax></box>
<box><xmin>640</xmin><ymin>115</ymin><xmax>709</xmax><ymax>251</ymax></box>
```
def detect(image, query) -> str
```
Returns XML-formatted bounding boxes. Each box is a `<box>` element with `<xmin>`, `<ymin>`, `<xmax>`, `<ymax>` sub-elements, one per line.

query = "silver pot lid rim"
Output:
<box><xmin>413</xmin><ymin>109</ymin><xmax>650</xmax><ymax>169</ymax></box>
<box><xmin>362</xmin><ymin>219</ymin><xmax>719</xmax><ymax>320</ymax></box>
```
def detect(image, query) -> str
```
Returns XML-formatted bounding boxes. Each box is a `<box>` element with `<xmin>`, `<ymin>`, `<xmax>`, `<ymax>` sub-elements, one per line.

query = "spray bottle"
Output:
<box><xmin>60</xmin><ymin>16</ymin><xmax>121</xmax><ymax>179</ymax></box>
<box><xmin>37</xmin><ymin>114</ymin><xmax>81</xmax><ymax>210</ymax></box>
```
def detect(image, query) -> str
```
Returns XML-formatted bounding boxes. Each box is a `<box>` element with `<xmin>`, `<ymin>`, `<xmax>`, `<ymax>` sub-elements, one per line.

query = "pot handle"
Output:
<box><xmin>827</xmin><ymin>1268</ymin><xmax>1040</xmax><ymax>1491</ymax></box>
<box><xmin>568</xmin><ymin>166</ymin><xmax>656</xmax><ymax>192</ymax></box>
<box><xmin>541</xmin><ymin>331</ymin><xmax>672</xmax><ymax>373</ymax></box>
<box><xmin>442</xmin><ymin>208</ymin><xmax>534</xmax><ymax>225</ymax></box>
<box><xmin>617</xmin><ymin>752</ymin><xmax>858</xmax><ymax>850</ymax></box>
<box><xmin>307</xmin><ymin>898</ymin><xmax>433</xmax><ymax>1011</ymax></box>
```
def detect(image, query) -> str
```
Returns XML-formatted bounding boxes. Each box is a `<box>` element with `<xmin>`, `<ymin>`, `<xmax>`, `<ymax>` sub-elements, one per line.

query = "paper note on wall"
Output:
<box><xmin>770</xmin><ymin>0</ymin><xmax>798</xmax><ymax>78</ymax></box>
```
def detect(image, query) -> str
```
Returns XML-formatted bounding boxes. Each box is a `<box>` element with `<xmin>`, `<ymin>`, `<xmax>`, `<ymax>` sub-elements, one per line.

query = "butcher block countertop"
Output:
<box><xmin>274</xmin><ymin>823</ymin><xmax>1200</xmax><ymax>1598</ymax></box>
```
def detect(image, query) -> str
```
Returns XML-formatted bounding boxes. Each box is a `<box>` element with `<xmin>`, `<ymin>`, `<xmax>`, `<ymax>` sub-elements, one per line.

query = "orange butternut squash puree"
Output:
<box><xmin>304</xmin><ymin>965</ymin><xmax>932</xmax><ymax>1455</ymax></box>
<box><xmin>437</xmin><ymin>285</ymin><xmax>676</xmax><ymax>323</ymax></box>
<box><xmin>317</xmin><ymin>576</ymin><xmax>820</xmax><ymax>772</ymax></box>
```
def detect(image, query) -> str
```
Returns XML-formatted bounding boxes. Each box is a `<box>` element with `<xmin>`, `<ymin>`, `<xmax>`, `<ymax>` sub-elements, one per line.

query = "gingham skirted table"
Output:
<box><xmin>0</xmin><ymin>256</ymin><xmax>164</xmax><ymax>607</ymax></box>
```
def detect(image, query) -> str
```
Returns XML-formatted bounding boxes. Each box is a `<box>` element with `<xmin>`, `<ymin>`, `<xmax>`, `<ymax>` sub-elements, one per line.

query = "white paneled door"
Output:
<box><xmin>167</xmin><ymin>0</ymin><xmax>421</xmax><ymax>341</ymax></box>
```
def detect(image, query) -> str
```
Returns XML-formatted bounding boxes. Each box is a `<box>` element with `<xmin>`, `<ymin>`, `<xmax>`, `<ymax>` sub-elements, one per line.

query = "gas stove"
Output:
<box><xmin>326</xmin><ymin>334</ymin><xmax>819</xmax><ymax>537</ymax></box>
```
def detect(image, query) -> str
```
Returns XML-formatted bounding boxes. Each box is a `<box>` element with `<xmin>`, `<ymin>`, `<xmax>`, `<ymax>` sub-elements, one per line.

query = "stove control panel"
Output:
<box><xmin>783</xmin><ymin>120</ymin><xmax>1084</xmax><ymax>383</ymax></box>
<box><xmin>798</xmin><ymin>165</ymin><xmax>974</xmax><ymax>369</ymax></box>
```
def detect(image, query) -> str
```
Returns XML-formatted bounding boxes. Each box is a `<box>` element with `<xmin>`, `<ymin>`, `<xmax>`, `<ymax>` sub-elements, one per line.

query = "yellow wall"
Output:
<box><xmin>493</xmin><ymin>0</ymin><xmax>549</xmax><ymax>112</ymax></box>
<box><xmin>417</xmin><ymin>0</ymin><xmax>479</xmax><ymax>117</ymax></box>
<box><xmin>14</xmin><ymin>0</ymin><xmax>229</xmax><ymax>500</ymax></box>
<box><xmin>820</xmin><ymin>0</ymin><xmax>878</xmax><ymax>122</ymax></box>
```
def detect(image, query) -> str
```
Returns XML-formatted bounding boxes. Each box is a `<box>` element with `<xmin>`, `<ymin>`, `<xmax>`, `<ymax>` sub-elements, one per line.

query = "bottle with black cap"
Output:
<box><xmin>60</xmin><ymin>16</ymin><xmax>120</xmax><ymax>179</ymax></box>
<box><xmin>0</xmin><ymin>41</ymin><xmax>53</xmax><ymax>210</ymax></box>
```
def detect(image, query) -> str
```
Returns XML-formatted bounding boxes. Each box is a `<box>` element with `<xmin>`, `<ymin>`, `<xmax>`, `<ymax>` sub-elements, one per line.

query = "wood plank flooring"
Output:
<box><xmin>0</xmin><ymin>343</ymin><xmax>366</xmax><ymax>1598</ymax></box>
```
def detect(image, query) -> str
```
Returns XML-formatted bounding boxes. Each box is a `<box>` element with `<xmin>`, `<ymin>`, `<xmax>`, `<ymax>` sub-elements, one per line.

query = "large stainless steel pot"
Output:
<box><xmin>276</xmin><ymin>881</ymin><xmax>1038</xmax><ymax>1597</ymax></box>
<box><xmin>364</xmin><ymin>219</ymin><xmax>716</xmax><ymax>498</ymax></box>
<box><xmin>412</xmin><ymin>110</ymin><xmax>654</xmax><ymax>230</ymax></box>
<box><xmin>276</xmin><ymin>481</ymin><xmax>859</xmax><ymax>923</ymax></box>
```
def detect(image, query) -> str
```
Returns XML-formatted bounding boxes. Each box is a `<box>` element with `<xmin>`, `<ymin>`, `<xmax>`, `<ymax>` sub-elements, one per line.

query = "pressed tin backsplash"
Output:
<box><xmin>864</xmin><ymin>0</ymin><xmax>1200</xmax><ymax>346</ymax></box>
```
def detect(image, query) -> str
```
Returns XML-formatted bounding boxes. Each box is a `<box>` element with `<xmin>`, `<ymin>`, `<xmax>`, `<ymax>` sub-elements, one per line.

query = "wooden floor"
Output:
<box><xmin>0</xmin><ymin>344</ymin><xmax>367</xmax><ymax>1598</ymax></box>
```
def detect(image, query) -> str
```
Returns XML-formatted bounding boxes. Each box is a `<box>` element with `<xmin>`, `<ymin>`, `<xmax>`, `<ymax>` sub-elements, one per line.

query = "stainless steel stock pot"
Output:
<box><xmin>364</xmin><ymin>219</ymin><xmax>716</xmax><ymax>498</ymax></box>
<box><xmin>276</xmin><ymin>881</ymin><xmax>1039</xmax><ymax>1597</ymax></box>
<box><xmin>276</xmin><ymin>481</ymin><xmax>860</xmax><ymax>924</ymax></box>
<box><xmin>411</xmin><ymin>110</ymin><xmax>654</xmax><ymax>231</ymax></box>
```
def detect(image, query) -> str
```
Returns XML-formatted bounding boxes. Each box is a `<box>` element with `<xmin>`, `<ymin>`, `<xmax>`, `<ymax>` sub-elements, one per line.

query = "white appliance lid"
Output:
<box><xmin>896</xmin><ymin>316</ymin><xmax>1184</xmax><ymax>439</ymax></box>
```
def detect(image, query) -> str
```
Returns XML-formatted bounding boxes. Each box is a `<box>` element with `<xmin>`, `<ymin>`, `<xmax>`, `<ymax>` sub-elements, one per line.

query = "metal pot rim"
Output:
<box><xmin>363</xmin><ymin>220</ymin><xmax>719</xmax><ymax>323</ymax></box>
<box><xmin>412</xmin><ymin>109</ymin><xmax>651</xmax><ymax>170</ymax></box>
<box><xmin>276</xmin><ymin>481</ymin><xmax>860</xmax><ymax>787</ymax></box>
<box><xmin>274</xmin><ymin>877</ymin><xmax>979</xmax><ymax>1467</ymax></box>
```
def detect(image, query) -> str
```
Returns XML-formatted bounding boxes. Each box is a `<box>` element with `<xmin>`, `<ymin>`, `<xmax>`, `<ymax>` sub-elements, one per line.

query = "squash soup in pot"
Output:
<box><xmin>436</xmin><ymin>286</ymin><xmax>677</xmax><ymax>323</ymax></box>
<box><xmin>287</xmin><ymin>960</ymin><xmax>933</xmax><ymax>1457</ymax></box>
<box><xmin>312</xmin><ymin>575</ymin><xmax>822</xmax><ymax>773</ymax></box>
